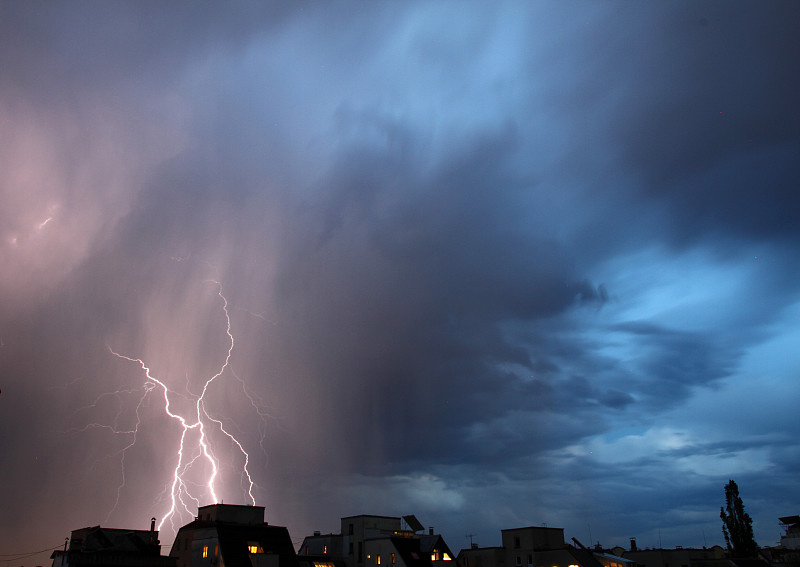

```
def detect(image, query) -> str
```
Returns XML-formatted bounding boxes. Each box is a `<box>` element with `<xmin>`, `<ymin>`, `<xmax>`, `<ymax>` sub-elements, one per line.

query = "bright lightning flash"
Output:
<box><xmin>81</xmin><ymin>280</ymin><xmax>266</xmax><ymax>533</ymax></box>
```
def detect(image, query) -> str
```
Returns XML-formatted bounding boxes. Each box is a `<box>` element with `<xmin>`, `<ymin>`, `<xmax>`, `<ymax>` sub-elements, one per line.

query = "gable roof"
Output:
<box><xmin>390</xmin><ymin>537</ymin><xmax>434</xmax><ymax>567</ymax></box>
<box><xmin>418</xmin><ymin>535</ymin><xmax>452</xmax><ymax>556</ymax></box>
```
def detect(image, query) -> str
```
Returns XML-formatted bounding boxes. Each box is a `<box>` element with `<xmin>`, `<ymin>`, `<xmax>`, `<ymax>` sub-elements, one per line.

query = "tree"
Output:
<box><xmin>720</xmin><ymin>479</ymin><xmax>758</xmax><ymax>557</ymax></box>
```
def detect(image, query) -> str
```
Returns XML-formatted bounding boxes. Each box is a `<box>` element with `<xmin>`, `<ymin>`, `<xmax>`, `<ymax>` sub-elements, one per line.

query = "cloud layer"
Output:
<box><xmin>1</xmin><ymin>0</ymin><xmax>798</xmax><ymax>557</ymax></box>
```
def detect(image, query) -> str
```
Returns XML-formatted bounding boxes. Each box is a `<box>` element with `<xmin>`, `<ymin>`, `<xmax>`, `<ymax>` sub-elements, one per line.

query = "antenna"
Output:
<box><xmin>466</xmin><ymin>534</ymin><xmax>475</xmax><ymax>547</ymax></box>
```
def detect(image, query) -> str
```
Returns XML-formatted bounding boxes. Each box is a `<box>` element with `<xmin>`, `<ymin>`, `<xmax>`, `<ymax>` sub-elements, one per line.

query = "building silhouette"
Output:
<box><xmin>169</xmin><ymin>504</ymin><xmax>298</xmax><ymax>567</ymax></box>
<box><xmin>298</xmin><ymin>515</ymin><xmax>455</xmax><ymax>567</ymax></box>
<box><xmin>50</xmin><ymin>520</ymin><xmax>176</xmax><ymax>567</ymax></box>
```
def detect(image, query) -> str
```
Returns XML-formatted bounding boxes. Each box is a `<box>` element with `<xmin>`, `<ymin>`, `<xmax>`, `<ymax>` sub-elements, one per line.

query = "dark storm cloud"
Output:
<box><xmin>1</xmin><ymin>0</ymin><xmax>799</xmax><ymax>558</ymax></box>
<box><xmin>254</xmin><ymin>114</ymin><xmax>623</xmax><ymax>472</ymax></box>
<box><xmin>598</xmin><ymin>2</ymin><xmax>800</xmax><ymax>243</ymax></box>
<box><xmin>613</xmin><ymin>322</ymin><xmax>739</xmax><ymax>399</ymax></box>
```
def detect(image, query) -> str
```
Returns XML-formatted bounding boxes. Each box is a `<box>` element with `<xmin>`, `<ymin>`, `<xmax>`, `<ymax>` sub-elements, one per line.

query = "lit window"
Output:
<box><xmin>248</xmin><ymin>543</ymin><xmax>263</xmax><ymax>554</ymax></box>
<box><xmin>215</xmin><ymin>546</ymin><xmax>219</xmax><ymax>557</ymax></box>
<box><xmin>444</xmin><ymin>553</ymin><xmax>452</xmax><ymax>561</ymax></box>
<box><xmin>203</xmin><ymin>546</ymin><xmax>209</xmax><ymax>559</ymax></box>
<box><xmin>378</xmin><ymin>555</ymin><xmax>382</xmax><ymax>565</ymax></box>
<box><xmin>323</xmin><ymin>545</ymin><xmax>328</xmax><ymax>555</ymax></box>
<box><xmin>391</xmin><ymin>554</ymin><xmax>396</xmax><ymax>565</ymax></box>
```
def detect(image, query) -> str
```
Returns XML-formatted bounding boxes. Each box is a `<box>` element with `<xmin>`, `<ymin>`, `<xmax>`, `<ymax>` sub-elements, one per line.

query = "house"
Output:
<box><xmin>169</xmin><ymin>504</ymin><xmax>298</xmax><ymax>567</ymax></box>
<box><xmin>456</xmin><ymin>545</ymin><xmax>504</xmax><ymax>567</ymax></box>
<box><xmin>759</xmin><ymin>516</ymin><xmax>800</xmax><ymax>567</ymax></box>
<box><xmin>779</xmin><ymin>517</ymin><xmax>800</xmax><ymax>551</ymax></box>
<box><xmin>298</xmin><ymin>515</ymin><xmax>455</xmax><ymax>567</ymax></box>
<box><xmin>50</xmin><ymin>520</ymin><xmax>176</xmax><ymax>567</ymax></box>
<box><xmin>457</xmin><ymin>526</ymin><xmax>606</xmax><ymax>567</ymax></box>
<box><xmin>500</xmin><ymin>526</ymin><xmax>603</xmax><ymax>567</ymax></box>
<box><xmin>621</xmin><ymin>545</ymin><xmax>728</xmax><ymax>567</ymax></box>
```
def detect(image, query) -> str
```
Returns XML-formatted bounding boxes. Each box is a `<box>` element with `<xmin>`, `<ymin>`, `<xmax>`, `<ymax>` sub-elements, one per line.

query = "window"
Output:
<box><xmin>323</xmin><ymin>545</ymin><xmax>328</xmax><ymax>555</ymax></box>
<box><xmin>203</xmin><ymin>546</ymin><xmax>209</xmax><ymax>559</ymax></box>
<box><xmin>391</xmin><ymin>554</ymin><xmax>396</xmax><ymax>565</ymax></box>
<box><xmin>516</xmin><ymin>556</ymin><xmax>521</xmax><ymax>566</ymax></box>
<box><xmin>443</xmin><ymin>554</ymin><xmax>451</xmax><ymax>562</ymax></box>
<box><xmin>514</xmin><ymin>537</ymin><xmax>520</xmax><ymax>549</ymax></box>
<box><xmin>378</xmin><ymin>555</ymin><xmax>382</xmax><ymax>565</ymax></box>
<box><xmin>528</xmin><ymin>555</ymin><xmax>533</xmax><ymax>566</ymax></box>
<box><xmin>350</xmin><ymin>524</ymin><xmax>355</xmax><ymax>535</ymax></box>
<box><xmin>349</xmin><ymin>543</ymin><xmax>354</xmax><ymax>555</ymax></box>
<box><xmin>215</xmin><ymin>546</ymin><xmax>219</xmax><ymax>558</ymax></box>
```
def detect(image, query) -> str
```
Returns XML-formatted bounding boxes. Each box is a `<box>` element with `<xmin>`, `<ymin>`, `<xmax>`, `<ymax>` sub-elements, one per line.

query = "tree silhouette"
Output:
<box><xmin>720</xmin><ymin>479</ymin><xmax>758</xmax><ymax>557</ymax></box>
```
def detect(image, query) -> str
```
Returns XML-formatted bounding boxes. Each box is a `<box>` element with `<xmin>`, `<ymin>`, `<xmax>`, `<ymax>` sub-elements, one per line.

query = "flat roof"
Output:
<box><xmin>501</xmin><ymin>526</ymin><xmax>564</xmax><ymax>532</ymax></box>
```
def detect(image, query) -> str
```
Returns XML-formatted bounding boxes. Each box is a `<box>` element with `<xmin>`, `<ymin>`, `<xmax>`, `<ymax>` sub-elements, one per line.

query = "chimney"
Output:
<box><xmin>314</xmin><ymin>531</ymin><xmax>321</xmax><ymax>536</ymax></box>
<box><xmin>630</xmin><ymin>538</ymin><xmax>637</xmax><ymax>552</ymax></box>
<box><xmin>472</xmin><ymin>544</ymin><xmax>478</xmax><ymax>550</ymax></box>
<box><xmin>429</xmin><ymin>527</ymin><xmax>434</xmax><ymax>535</ymax></box>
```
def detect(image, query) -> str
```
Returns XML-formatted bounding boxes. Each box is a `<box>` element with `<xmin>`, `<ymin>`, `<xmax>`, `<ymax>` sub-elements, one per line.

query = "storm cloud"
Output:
<box><xmin>1</xmin><ymin>0</ymin><xmax>798</xmax><ymax>559</ymax></box>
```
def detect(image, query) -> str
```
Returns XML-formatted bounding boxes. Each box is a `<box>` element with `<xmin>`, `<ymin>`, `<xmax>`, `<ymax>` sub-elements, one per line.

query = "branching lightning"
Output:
<box><xmin>71</xmin><ymin>279</ymin><xmax>269</xmax><ymax>534</ymax></box>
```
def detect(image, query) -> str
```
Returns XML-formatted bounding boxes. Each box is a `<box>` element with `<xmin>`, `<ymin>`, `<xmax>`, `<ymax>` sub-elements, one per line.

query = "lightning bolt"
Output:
<box><xmin>110</xmin><ymin>280</ymin><xmax>256</xmax><ymax>531</ymax></box>
<box><xmin>72</xmin><ymin>279</ymin><xmax>271</xmax><ymax>536</ymax></box>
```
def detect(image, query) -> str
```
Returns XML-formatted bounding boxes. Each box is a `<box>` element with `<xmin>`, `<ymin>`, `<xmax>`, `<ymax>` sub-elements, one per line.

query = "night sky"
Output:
<box><xmin>1</xmin><ymin>1</ymin><xmax>799</xmax><ymax>560</ymax></box>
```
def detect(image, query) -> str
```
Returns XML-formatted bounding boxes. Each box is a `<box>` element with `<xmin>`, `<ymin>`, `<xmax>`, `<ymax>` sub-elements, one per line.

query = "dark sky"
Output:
<box><xmin>1</xmin><ymin>0</ymin><xmax>799</xmax><ymax>560</ymax></box>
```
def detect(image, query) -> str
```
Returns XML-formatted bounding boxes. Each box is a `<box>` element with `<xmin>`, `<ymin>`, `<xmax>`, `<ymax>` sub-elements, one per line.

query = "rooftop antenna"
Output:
<box><xmin>466</xmin><ymin>534</ymin><xmax>475</xmax><ymax>547</ymax></box>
